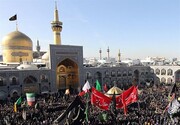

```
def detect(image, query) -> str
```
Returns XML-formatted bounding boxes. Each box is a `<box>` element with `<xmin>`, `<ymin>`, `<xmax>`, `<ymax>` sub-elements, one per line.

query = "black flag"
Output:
<box><xmin>9</xmin><ymin>14</ymin><xmax>17</xmax><ymax>21</ymax></box>
<box><xmin>53</xmin><ymin>96</ymin><xmax>85</xmax><ymax>125</ymax></box>
<box><xmin>170</xmin><ymin>83</ymin><xmax>177</xmax><ymax>95</ymax></box>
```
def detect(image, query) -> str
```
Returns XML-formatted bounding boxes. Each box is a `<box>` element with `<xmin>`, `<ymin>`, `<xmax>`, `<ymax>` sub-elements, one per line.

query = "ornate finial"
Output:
<box><xmin>53</xmin><ymin>1</ymin><xmax>59</xmax><ymax>22</ymax></box>
<box><xmin>55</xmin><ymin>1</ymin><xmax>57</xmax><ymax>10</ymax></box>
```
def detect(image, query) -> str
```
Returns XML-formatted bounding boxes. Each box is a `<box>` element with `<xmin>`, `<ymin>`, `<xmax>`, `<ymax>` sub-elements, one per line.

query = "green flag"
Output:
<box><xmin>15</xmin><ymin>96</ymin><xmax>22</xmax><ymax>105</ymax></box>
<box><xmin>96</xmin><ymin>80</ymin><xmax>101</xmax><ymax>91</ymax></box>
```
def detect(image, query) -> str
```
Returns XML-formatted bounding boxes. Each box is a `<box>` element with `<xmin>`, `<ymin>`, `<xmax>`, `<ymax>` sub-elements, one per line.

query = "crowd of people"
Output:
<box><xmin>0</xmin><ymin>83</ymin><xmax>180</xmax><ymax>125</ymax></box>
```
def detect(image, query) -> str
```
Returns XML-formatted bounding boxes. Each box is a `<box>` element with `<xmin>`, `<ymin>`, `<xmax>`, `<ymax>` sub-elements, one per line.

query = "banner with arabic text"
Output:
<box><xmin>91</xmin><ymin>87</ymin><xmax>112</xmax><ymax>110</ymax></box>
<box><xmin>116</xmin><ymin>86</ymin><xmax>138</xmax><ymax>109</ymax></box>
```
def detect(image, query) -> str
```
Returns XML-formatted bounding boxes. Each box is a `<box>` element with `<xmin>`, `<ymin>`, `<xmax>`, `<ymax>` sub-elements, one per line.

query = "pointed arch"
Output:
<box><xmin>167</xmin><ymin>69</ymin><xmax>173</xmax><ymax>76</ymax></box>
<box><xmin>23</xmin><ymin>76</ymin><xmax>38</xmax><ymax>93</ymax></box>
<box><xmin>40</xmin><ymin>74</ymin><xmax>48</xmax><ymax>82</ymax></box>
<box><xmin>117</xmin><ymin>70</ymin><xmax>122</xmax><ymax>77</ymax></box>
<box><xmin>111</xmin><ymin>70</ymin><xmax>116</xmax><ymax>77</ymax></box>
<box><xmin>23</xmin><ymin>75</ymin><xmax>37</xmax><ymax>84</ymax></box>
<box><xmin>123</xmin><ymin>70</ymin><xmax>127</xmax><ymax>76</ymax></box>
<box><xmin>161</xmin><ymin>77</ymin><xmax>166</xmax><ymax>83</ymax></box>
<box><xmin>167</xmin><ymin>77</ymin><xmax>172</xmax><ymax>83</ymax></box>
<box><xmin>104</xmin><ymin>70</ymin><xmax>109</xmax><ymax>77</ymax></box>
<box><xmin>155</xmin><ymin>68</ymin><xmax>160</xmax><ymax>75</ymax></box>
<box><xmin>85</xmin><ymin>72</ymin><xmax>92</xmax><ymax>79</ymax></box>
<box><xmin>56</xmin><ymin>58</ymin><xmax>79</xmax><ymax>89</ymax></box>
<box><xmin>10</xmin><ymin>76</ymin><xmax>18</xmax><ymax>85</ymax></box>
<box><xmin>161</xmin><ymin>69</ymin><xmax>166</xmax><ymax>75</ymax></box>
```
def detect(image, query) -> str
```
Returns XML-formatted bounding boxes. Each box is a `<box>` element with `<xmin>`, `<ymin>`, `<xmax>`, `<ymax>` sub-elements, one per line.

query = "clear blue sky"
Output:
<box><xmin>0</xmin><ymin>0</ymin><xmax>180</xmax><ymax>59</ymax></box>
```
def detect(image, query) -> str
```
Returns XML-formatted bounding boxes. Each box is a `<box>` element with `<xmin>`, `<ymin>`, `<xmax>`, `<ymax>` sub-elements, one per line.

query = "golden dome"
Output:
<box><xmin>1</xmin><ymin>31</ymin><xmax>33</xmax><ymax>63</ymax></box>
<box><xmin>105</xmin><ymin>86</ymin><xmax>123</xmax><ymax>97</ymax></box>
<box><xmin>2</xmin><ymin>31</ymin><xmax>32</xmax><ymax>46</ymax></box>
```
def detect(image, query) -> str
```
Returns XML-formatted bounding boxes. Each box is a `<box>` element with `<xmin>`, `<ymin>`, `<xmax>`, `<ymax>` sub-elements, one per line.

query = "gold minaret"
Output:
<box><xmin>51</xmin><ymin>2</ymin><xmax>63</xmax><ymax>45</ymax></box>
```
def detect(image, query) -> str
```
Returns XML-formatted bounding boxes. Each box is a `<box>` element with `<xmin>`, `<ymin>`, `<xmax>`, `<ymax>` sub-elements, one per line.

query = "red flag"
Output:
<box><xmin>103</xmin><ymin>83</ymin><xmax>108</xmax><ymax>92</ymax></box>
<box><xmin>78</xmin><ymin>91</ymin><xmax>86</xmax><ymax>96</ymax></box>
<box><xmin>116</xmin><ymin>95</ymin><xmax>123</xmax><ymax>109</ymax></box>
<box><xmin>122</xmin><ymin>92</ymin><xmax>127</xmax><ymax>115</ymax></box>
<box><xmin>124</xmin><ymin>86</ymin><xmax>138</xmax><ymax>106</ymax></box>
<box><xmin>116</xmin><ymin>86</ymin><xmax>138</xmax><ymax>109</ymax></box>
<box><xmin>91</xmin><ymin>87</ymin><xmax>111</xmax><ymax>110</ymax></box>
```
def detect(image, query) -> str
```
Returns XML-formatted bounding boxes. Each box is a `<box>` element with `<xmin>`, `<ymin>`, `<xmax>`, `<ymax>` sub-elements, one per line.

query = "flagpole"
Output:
<box><xmin>85</xmin><ymin>92</ymin><xmax>89</xmax><ymax>125</ymax></box>
<box><xmin>9</xmin><ymin>14</ymin><xmax>18</xmax><ymax>30</ymax></box>
<box><xmin>138</xmin><ymin>100</ymin><xmax>140</xmax><ymax>112</ymax></box>
<box><xmin>16</xmin><ymin>20</ymin><xmax>18</xmax><ymax>31</ymax></box>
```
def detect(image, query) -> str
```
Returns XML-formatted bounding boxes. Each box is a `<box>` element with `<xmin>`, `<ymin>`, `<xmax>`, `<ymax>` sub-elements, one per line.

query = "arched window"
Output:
<box><xmin>105</xmin><ymin>71</ymin><xmax>109</xmax><ymax>77</ymax></box>
<box><xmin>161</xmin><ymin>77</ymin><xmax>166</xmax><ymax>83</ymax></box>
<box><xmin>41</xmin><ymin>75</ymin><xmax>48</xmax><ymax>82</ymax></box>
<box><xmin>167</xmin><ymin>69</ymin><xmax>173</xmax><ymax>76</ymax></box>
<box><xmin>86</xmin><ymin>72</ymin><xmax>91</xmax><ymax>79</ymax></box>
<box><xmin>155</xmin><ymin>69</ymin><xmax>160</xmax><ymax>75</ymax></box>
<box><xmin>117</xmin><ymin>71</ymin><xmax>121</xmax><ymax>77</ymax></box>
<box><xmin>12</xmin><ymin>77</ymin><xmax>17</xmax><ymax>85</ymax></box>
<box><xmin>111</xmin><ymin>70</ymin><xmax>116</xmax><ymax>77</ymax></box>
<box><xmin>128</xmin><ymin>70</ymin><xmax>132</xmax><ymax>76</ymax></box>
<box><xmin>123</xmin><ymin>70</ymin><xmax>127</xmax><ymax>76</ymax></box>
<box><xmin>167</xmin><ymin>77</ymin><xmax>172</xmax><ymax>83</ymax></box>
<box><xmin>161</xmin><ymin>69</ymin><xmax>166</xmax><ymax>75</ymax></box>
<box><xmin>24</xmin><ymin>75</ymin><xmax>37</xmax><ymax>84</ymax></box>
<box><xmin>59</xmin><ymin>67</ymin><xmax>65</xmax><ymax>72</ymax></box>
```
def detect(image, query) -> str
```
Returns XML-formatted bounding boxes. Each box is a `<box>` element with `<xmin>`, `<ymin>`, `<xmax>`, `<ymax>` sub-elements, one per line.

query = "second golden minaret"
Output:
<box><xmin>51</xmin><ymin>2</ymin><xmax>63</xmax><ymax>45</ymax></box>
